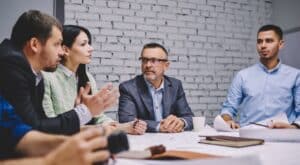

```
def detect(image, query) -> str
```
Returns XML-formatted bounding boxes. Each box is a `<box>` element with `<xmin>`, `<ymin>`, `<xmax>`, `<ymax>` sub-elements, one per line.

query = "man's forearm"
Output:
<box><xmin>16</xmin><ymin>131</ymin><xmax>67</xmax><ymax>156</ymax></box>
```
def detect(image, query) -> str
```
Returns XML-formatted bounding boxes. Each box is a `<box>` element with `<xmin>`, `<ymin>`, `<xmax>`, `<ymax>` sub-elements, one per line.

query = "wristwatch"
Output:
<box><xmin>291</xmin><ymin>122</ymin><xmax>300</xmax><ymax>129</ymax></box>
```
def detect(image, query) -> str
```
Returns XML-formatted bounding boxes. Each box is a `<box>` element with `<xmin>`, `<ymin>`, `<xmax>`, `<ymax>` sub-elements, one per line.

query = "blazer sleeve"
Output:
<box><xmin>0</xmin><ymin>60</ymin><xmax>80</xmax><ymax>135</ymax></box>
<box><xmin>118</xmin><ymin>82</ymin><xmax>160</xmax><ymax>132</ymax></box>
<box><xmin>174</xmin><ymin>81</ymin><xmax>194</xmax><ymax>131</ymax></box>
<box><xmin>118</xmin><ymin>83</ymin><xmax>137</xmax><ymax>123</ymax></box>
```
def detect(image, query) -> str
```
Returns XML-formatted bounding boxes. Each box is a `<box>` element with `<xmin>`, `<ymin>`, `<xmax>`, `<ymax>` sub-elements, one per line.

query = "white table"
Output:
<box><xmin>113</xmin><ymin>128</ymin><xmax>300</xmax><ymax>165</ymax></box>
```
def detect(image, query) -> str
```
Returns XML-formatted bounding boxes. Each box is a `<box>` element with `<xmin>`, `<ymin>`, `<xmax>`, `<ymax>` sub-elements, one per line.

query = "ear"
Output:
<box><xmin>279</xmin><ymin>40</ymin><xmax>284</xmax><ymax>50</ymax></box>
<box><xmin>62</xmin><ymin>45</ymin><xmax>70</xmax><ymax>57</ymax></box>
<box><xmin>29</xmin><ymin>37</ymin><xmax>42</xmax><ymax>54</ymax></box>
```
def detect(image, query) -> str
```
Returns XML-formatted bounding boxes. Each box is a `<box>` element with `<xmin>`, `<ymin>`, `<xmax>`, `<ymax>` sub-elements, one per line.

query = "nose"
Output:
<box><xmin>144</xmin><ymin>60</ymin><xmax>153</xmax><ymax>67</ymax></box>
<box><xmin>88</xmin><ymin>45</ymin><xmax>94</xmax><ymax>53</ymax></box>
<box><xmin>261</xmin><ymin>41</ymin><xmax>267</xmax><ymax>49</ymax></box>
<box><xmin>88</xmin><ymin>44</ymin><xmax>94</xmax><ymax>53</ymax></box>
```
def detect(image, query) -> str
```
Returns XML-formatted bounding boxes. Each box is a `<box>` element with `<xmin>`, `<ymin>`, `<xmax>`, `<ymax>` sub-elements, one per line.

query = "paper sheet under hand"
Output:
<box><xmin>213</xmin><ymin>115</ymin><xmax>238</xmax><ymax>132</ymax></box>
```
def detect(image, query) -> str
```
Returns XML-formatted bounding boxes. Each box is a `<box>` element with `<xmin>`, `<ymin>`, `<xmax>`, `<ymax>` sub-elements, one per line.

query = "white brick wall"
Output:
<box><xmin>64</xmin><ymin>0</ymin><xmax>272</xmax><ymax>124</ymax></box>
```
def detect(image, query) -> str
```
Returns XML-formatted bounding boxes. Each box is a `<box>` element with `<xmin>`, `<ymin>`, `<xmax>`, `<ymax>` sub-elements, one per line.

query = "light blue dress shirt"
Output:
<box><xmin>144</xmin><ymin>78</ymin><xmax>188</xmax><ymax>131</ymax></box>
<box><xmin>221</xmin><ymin>61</ymin><xmax>300</xmax><ymax>127</ymax></box>
<box><xmin>145</xmin><ymin>79</ymin><xmax>164</xmax><ymax>131</ymax></box>
<box><xmin>145</xmin><ymin>79</ymin><xmax>164</xmax><ymax>122</ymax></box>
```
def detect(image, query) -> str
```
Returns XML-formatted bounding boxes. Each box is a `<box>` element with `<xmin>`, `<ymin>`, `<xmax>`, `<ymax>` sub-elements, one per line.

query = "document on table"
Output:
<box><xmin>213</xmin><ymin>115</ymin><xmax>238</xmax><ymax>132</ymax></box>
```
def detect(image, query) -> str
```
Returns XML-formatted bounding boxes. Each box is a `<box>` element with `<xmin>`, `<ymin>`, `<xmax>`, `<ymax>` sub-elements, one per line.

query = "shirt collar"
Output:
<box><xmin>258</xmin><ymin>59</ymin><xmax>281</xmax><ymax>73</ymax></box>
<box><xmin>144</xmin><ymin>76</ymin><xmax>164</xmax><ymax>92</ymax></box>
<box><xmin>31</xmin><ymin>67</ymin><xmax>42</xmax><ymax>86</ymax></box>
<box><xmin>58</xmin><ymin>64</ymin><xmax>76</xmax><ymax>77</ymax></box>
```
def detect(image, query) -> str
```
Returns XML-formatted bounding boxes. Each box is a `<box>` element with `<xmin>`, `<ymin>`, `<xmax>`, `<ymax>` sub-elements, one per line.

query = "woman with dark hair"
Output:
<box><xmin>42</xmin><ymin>25</ymin><xmax>147</xmax><ymax>135</ymax></box>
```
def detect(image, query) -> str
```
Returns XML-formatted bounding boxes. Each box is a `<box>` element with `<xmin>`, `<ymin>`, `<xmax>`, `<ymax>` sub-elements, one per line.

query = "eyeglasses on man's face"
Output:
<box><xmin>139</xmin><ymin>57</ymin><xmax>168</xmax><ymax>65</ymax></box>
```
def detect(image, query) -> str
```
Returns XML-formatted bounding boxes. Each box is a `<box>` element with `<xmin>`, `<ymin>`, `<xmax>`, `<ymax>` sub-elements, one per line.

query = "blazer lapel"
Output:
<box><xmin>136</xmin><ymin>76</ymin><xmax>155</xmax><ymax>120</ymax></box>
<box><xmin>162</xmin><ymin>77</ymin><xmax>172</xmax><ymax>118</ymax></box>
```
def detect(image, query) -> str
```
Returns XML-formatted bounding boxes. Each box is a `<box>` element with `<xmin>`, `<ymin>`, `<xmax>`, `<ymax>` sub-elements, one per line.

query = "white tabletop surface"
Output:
<box><xmin>112</xmin><ymin>127</ymin><xmax>300</xmax><ymax>165</ymax></box>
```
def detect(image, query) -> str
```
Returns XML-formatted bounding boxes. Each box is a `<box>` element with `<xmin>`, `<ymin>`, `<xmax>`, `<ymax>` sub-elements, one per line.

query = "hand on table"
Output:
<box><xmin>269</xmin><ymin>121</ymin><xmax>298</xmax><ymax>129</ymax></box>
<box><xmin>159</xmin><ymin>115</ymin><xmax>185</xmax><ymax>133</ymax></box>
<box><xmin>120</xmin><ymin>119</ymin><xmax>147</xmax><ymax>135</ymax></box>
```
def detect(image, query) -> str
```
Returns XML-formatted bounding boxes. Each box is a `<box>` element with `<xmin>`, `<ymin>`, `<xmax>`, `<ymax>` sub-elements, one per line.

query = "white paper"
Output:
<box><xmin>213</xmin><ymin>115</ymin><xmax>238</xmax><ymax>132</ymax></box>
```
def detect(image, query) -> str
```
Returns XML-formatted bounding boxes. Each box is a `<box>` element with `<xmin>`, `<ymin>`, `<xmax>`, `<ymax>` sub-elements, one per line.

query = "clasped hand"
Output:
<box><xmin>159</xmin><ymin>115</ymin><xmax>185</xmax><ymax>133</ymax></box>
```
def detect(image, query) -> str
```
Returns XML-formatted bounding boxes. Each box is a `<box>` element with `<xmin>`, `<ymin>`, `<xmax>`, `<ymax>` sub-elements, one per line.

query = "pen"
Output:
<box><xmin>249</xmin><ymin>122</ymin><xmax>269</xmax><ymax>128</ymax></box>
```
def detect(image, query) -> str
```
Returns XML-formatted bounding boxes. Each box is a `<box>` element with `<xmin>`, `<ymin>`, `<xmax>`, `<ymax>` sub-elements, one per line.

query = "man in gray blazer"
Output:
<box><xmin>118</xmin><ymin>43</ymin><xmax>194</xmax><ymax>133</ymax></box>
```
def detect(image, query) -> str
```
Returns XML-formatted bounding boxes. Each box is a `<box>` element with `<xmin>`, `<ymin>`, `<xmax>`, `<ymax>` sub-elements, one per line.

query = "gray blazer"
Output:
<box><xmin>118</xmin><ymin>75</ymin><xmax>194</xmax><ymax>132</ymax></box>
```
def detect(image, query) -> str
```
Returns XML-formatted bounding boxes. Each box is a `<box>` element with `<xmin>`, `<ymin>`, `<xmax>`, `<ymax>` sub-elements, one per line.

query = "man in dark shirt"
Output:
<box><xmin>0</xmin><ymin>10</ymin><xmax>118</xmax><ymax>135</ymax></box>
<box><xmin>0</xmin><ymin>96</ymin><xmax>110</xmax><ymax>164</ymax></box>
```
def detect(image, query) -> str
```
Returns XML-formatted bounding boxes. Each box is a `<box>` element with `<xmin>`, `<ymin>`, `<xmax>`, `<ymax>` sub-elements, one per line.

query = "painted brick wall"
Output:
<box><xmin>64</xmin><ymin>0</ymin><xmax>272</xmax><ymax>124</ymax></box>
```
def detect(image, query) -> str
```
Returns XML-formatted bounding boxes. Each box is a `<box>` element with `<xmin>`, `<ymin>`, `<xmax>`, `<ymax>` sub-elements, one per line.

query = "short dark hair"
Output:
<box><xmin>141</xmin><ymin>43</ymin><xmax>168</xmax><ymax>57</ymax></box>
<box><xmin>257</xmin><ymin>24</ymin><xmax>283</xmax><ymax>40</ymax></box>
<box><xmin>11</xmin><ymin>10</ymin><xmax>62</xmax><ymax>49</ymax></box>
<box><xmin>62</xmin><ymin>25</ymin><xmax>92</xmax><ymax>94</ymax></box>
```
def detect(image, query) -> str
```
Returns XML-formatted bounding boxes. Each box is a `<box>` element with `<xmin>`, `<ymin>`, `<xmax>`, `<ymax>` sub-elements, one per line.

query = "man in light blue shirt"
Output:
<box><xmin>221</xmin><ymin>25</ymin><xmax>300</xmax><ymax>129</ymax></box>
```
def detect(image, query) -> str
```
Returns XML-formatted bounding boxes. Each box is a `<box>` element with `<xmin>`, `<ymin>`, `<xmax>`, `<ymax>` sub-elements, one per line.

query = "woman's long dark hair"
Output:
<box><xmin>62</xmin><ymin>25</ymin><xmax>92</xmax><ymax>94</ymax></box>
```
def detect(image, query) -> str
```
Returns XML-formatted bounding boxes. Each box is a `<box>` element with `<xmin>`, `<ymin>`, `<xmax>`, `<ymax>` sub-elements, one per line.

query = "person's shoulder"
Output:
<box><xmin>41</xmin><ymin>71</ymin><xmax>57</xmax><ymax>87</ymax></box>
<box><xmin>120</xmin><ymin>75</ymin><xmax>141</xmax><ymax>87</ymax></box>
<box><xmin>164</xmin><ymin>75</ymin><xmax>181</xmax><ymax>83</ymax></box>
<box><xmin>0</xmin><ymin>39</ymin><xmax>29</xmax><ymax>68</ymax></box>
<box><xmin>164</xmin><ymin>75</ymin><xmax>183</xmax><ymax>88</ymax></box>
<box><xmin>281</xmin><ymin>64</ymin><xmax>300</xmax><ymax>73</ymax></box>
<box><xmin>234</xmin><ymin>64</ymin><xmax>257</xmax><ymax>76</ymax></box>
